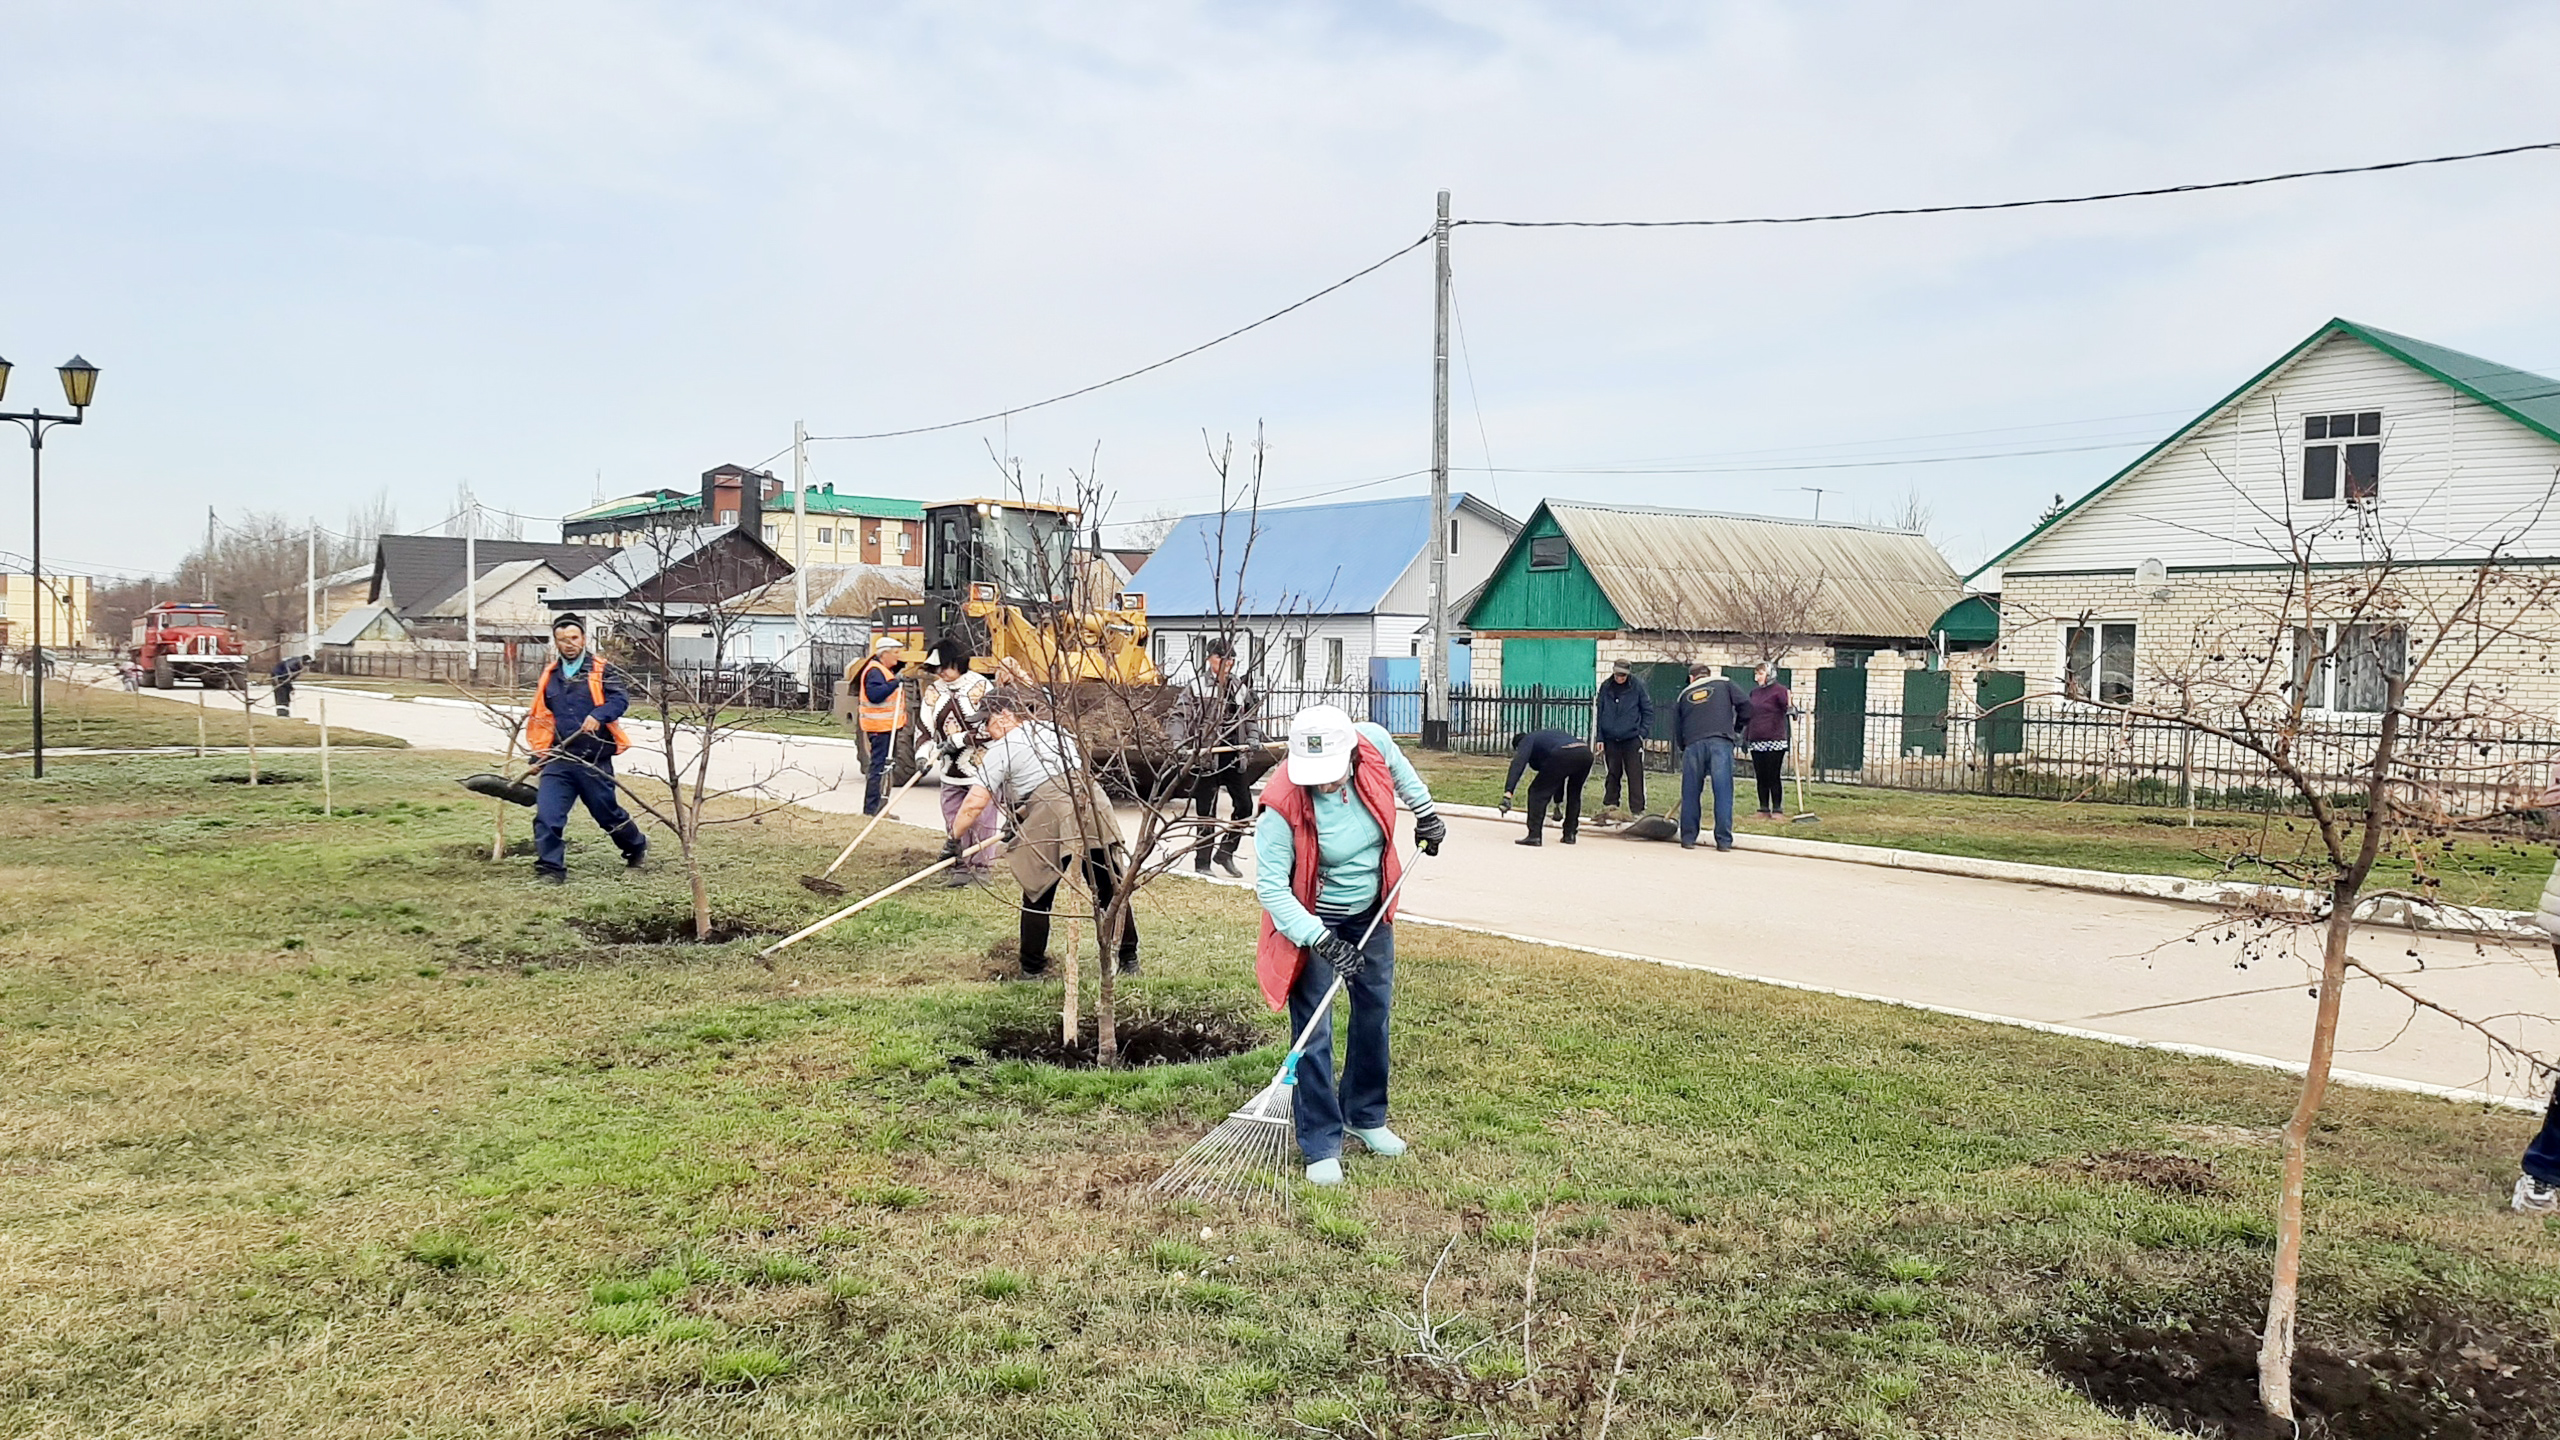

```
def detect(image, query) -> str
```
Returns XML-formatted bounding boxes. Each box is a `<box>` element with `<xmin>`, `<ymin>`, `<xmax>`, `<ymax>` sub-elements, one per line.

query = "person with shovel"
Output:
<box><xmin>1187</xmin><ymin>638</ymin><xmax>1262</xmax><ymax>877</ymax></box>
<box><xmin>945</xmin><ymin>692</ymin><xmax>1139</xmax><ymax>978</ymax></box>
<box><xmin>851</xmin><ymin>634</ymin><xmax>908</xmax><ymax>815</ymax></box>
<box><xmin>526</xmin><ymin>613</ymin><xmax>646</xmax><ymax>884</ymax></box>
<box><xmin>1252</xmin><ymin>703</ymin><xmax>1446</xmax><ymax>1186</ymax></box>
<box><xmin>1674</xmin><ymin>662</ymin><xmax>1747</xmax><ymax>851</ymax></box>
<box><xmin>1499</xmin><ymin>727</ymin><xmax>1592</xmax><ymax>846</ymax></box>
<box><xmin>919</xmin><ymin>637</ymin><xmax>997</xmax><ymax>889</ymax></box>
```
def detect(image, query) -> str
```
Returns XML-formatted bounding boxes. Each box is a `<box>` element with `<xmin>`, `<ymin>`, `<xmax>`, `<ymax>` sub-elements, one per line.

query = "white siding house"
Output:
<box><xmin>1977</xmin><ymin>319</ymin><xmax>2560</xmax><ymax>715</ymax></box>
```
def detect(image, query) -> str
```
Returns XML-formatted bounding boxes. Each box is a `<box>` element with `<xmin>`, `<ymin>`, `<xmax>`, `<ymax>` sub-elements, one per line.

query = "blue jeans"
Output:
<box><xmin>1679</xmin><ymin>737</ymin><xmax>1736</xmax><ymax>848</ymax></box>
<box><xmin>534</xmin><ymin>751</ymin><xmax>646</xmax><ymax>875</ymax></box>
<box><xmin>863</xmin><ymin>731</ymin><xmax>894</xmax><ymax>813</ymax></box>
<box><xmin>1287</xmin><ymin>909</ymin><xmax>1396</xmax><ymax>1162</ymax></box>
<box><xmin>2526</xmin><ymin>1078</ymin><xmax>2560</xmax><ymax>1184</ymax></box>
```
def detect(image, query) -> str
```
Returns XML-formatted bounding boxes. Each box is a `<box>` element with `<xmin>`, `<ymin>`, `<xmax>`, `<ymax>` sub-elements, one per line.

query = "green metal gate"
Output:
<box><xmin>1900</xmin><ymin>670</ymin><xmax>1951</xmax><ymax>757</ymax></box>
<box><xmin>1975</xmin><ymin>670</ymin><xmax>2026</xmax><ymax>756</ymax></box>
<box><xmin>1812</xmin><ymin>667</ymin><xmax>1866</xmax><ymax>775</ymax></box>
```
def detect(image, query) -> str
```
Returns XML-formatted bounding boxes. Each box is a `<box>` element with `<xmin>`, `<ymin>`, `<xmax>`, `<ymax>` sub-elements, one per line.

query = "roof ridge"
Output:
<box><xmin>1546</xmin><ymin>499</ymin><xmax>1921</xmax><ymax>534</ymax></box>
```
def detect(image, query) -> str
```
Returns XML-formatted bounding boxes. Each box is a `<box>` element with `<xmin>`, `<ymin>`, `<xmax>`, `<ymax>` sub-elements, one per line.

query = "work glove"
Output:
<box><xmin>1313</xmin><ymin>932</ymin><xmax>1367</xmax><ymax>979</ymax></box>
<box><xmin>1497</xmin><ymin>793</ymin><xmax>1512</xmax><ymax>817</ymax></box>
<box><xmin>1413</xmin><ymin>812</ymin><xmax>1447</xmax><ymax>856</ymax></box>
<box><xmin>939</xmin><ymin>833</ymin><xmax>963</xmax><ymax>862</ymax></box>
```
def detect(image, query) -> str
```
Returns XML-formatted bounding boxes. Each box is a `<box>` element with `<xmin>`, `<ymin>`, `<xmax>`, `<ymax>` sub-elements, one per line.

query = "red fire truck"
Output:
<box><xmin>132</xmin><ymin>602</ymin><xmax>248</xmax><ymax>689</ymax></box>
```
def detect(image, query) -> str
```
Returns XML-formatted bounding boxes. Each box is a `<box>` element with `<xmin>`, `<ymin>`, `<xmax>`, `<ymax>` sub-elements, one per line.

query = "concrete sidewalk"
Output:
<box><xmin>140</xmin><ymin>680</ymin><xmax>2560</xmax><ymax>1105</ymax></box>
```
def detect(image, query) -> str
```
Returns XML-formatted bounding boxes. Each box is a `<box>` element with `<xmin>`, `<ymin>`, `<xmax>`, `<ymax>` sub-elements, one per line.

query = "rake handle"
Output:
<box><xmin>760</xmin><ymin>834</ymin><xmax>1004</xmax><ymax>964</ymax></box>
<box><xmin>1278</xmin><ymin>853</ymin><xmax>1418</xmax><ymax>1075</ymax></box>
<box><xmin>818</xmin><ymin>766</ymin><xmax>932</xmax><ymax>879</ymax></box>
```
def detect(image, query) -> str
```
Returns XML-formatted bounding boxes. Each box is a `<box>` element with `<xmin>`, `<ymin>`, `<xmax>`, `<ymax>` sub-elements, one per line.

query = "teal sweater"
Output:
<box><xmin>1253</xmin><ymin>722</ymin><xmax>1437</xmax><ymax>947</ymax></box>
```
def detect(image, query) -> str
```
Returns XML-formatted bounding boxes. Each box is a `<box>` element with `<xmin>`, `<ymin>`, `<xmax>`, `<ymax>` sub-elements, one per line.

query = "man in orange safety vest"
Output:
<box><xmin>850</xmin><ymin>633</ymin><xmax>908</xmax><ymax>814</ymax></box>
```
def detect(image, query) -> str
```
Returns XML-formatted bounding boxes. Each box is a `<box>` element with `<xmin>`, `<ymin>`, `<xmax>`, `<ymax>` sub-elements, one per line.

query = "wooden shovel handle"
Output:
<box><xmin>761</xmin><ymin>835</ymin><xmax>1004</xmax><ymax>965</ymax></box>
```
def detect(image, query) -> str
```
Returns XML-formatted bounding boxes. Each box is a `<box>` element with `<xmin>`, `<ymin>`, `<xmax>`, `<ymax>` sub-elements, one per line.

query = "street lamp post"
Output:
<box><xmin>0</xmin><ymin>355</ymin><xmax>102</xmax><ymax>779</ymax></box>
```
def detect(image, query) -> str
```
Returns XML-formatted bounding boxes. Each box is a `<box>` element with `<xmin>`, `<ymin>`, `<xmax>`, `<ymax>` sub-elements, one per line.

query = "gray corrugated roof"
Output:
<box><xmin>540</xmin><ymin>525</ymin><xmax>794</xmax><ymax>609</ymax></box>
<box><xmin>315</xmin><ymin>603</ymin><xmax>405</xmax><ymax>647</ymax></box>
<box><xmin>370</xmin><ymin>535</ymin><xmax>615</xmax><ymax>617</ymax></box>
<box><xmin>1547</xmin><ymin>502</ymin><xmax>1962</xmax><ymax>640</ymax></box>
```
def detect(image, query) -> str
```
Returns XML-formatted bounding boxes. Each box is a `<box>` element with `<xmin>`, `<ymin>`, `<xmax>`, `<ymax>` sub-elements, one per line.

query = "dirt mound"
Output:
<box><xmin>2070</xmin><ymin>1150</ymin><xmax>2228</xmax><ymax>1196</ymax></box>
<box><xmin>2049</xmin><ymin>1304</ymin><xmax>2560</xmax><ymax>1439</ymax></box>
<box><xmin>569</xmin><ymin>913</ymin><xmax>773</xmax><ymax>945</ymax></box>
<box><xmin>208</xmin><ymin>772</ymin><xmax>308</xmax><ymax>785</ymax></box>
<box><xmin>979</xmin><ymin>1007</ymin><xmax>1263</xmax><ymax>1069</ymax></box>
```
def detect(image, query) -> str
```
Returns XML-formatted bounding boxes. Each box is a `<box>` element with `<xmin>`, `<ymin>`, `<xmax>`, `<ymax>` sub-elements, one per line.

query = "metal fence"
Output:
<box><xmin>1267</xmin><ymin>678</ymin><xmax>2560</xmax><ymax>818</ymax></box>
<box><xmin>315</xmin><ymin>645</ymin><xmax>851</xmax><ymax>712</ymax></box>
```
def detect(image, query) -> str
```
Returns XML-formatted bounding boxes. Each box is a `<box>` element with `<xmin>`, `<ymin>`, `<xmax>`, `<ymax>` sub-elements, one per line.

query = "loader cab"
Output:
<box><xmin>919</xmin><ymin>498</ymin><xmax>1084</xmax><ymax>648</ymax></box>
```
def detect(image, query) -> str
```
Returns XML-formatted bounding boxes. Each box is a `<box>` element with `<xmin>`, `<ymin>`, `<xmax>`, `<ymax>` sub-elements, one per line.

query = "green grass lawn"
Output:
<box><xmin>1408</xmin><ymin>749</ymin><xmax>2557</xmax><ymax>912</ymax></box>
<box><xmin>3</xmin><ymin>750</ymin><xmax>2555</xmax><ymax>1437</ymax></box>
<box><xmin>0</xmin><ymin>677</ymin><xmax>409</xmax><ymax>754</ymax></box>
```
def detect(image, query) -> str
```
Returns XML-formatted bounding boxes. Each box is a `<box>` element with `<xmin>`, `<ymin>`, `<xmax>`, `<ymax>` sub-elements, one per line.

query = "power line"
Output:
<box><xmin>805</xmin><ymin>232</ymin><xmax>1433</xmax><ymax>444</ymax></box>
<box><xmin>1461</xmin><ymin>437</ymin><xmax>2148</xmax><ymax>477</ymax></box>
<box><xmin>1453</xmin><ymin>140</ymin><xmax>2560</xmax><ymax>229</ymax></box>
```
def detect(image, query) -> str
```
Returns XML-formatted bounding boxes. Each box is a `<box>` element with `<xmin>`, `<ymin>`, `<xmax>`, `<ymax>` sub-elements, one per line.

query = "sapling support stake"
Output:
<box><xmin>319</xmin><ymin>696</ymin><xmax>332</xmax><ymax>815</ymax></box>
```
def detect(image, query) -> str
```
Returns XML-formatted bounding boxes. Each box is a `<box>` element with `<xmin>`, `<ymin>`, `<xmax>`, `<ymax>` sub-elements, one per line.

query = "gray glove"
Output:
<box><xmin>1313</xmin><ymin>932</ymin><xmax>1366</xmax><ymax>979</ymax></box>
<box><xmin>1413</xmin><ymin>812</ymin><xmax>1447</xmax><ymax>855</ymax></box>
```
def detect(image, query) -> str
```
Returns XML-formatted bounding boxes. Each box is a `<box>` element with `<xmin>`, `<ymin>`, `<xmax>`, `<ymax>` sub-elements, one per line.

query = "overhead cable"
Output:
<box><xmin>1452</xmin><ymin>140</ymin><xmax>2560</xmax><ymax>229</ymax></box>
<box><xmin>805</xmin><ymin>232</ymin><xmax>1433</xmax><ymax>444</ymax></box>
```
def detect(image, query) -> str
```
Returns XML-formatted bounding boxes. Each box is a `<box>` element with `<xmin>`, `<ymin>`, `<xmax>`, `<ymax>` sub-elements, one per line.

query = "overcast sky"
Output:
<box><xmin>6</xmin><ymin>1</ymin><xmax>2556</xmax><ymax>580</ymax></box>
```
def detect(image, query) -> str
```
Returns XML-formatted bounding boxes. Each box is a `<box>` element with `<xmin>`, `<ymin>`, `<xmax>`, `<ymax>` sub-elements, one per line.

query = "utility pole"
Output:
<box><xmin>304</xmin><ymin>525</ymin><xmax>317</xmax><ymax>656</ymax></box>
<box><xmin>464</xmin><ymin>490</ymin><xmax>478</xmax><ymax>673</ymax></box>
<box><xmin>1423</xmin><ymin>187</ymin><xmax>1452</xmax><ymax>749</ymax></box>
<box><xmin>204</xmin><ymin>508</ymin><xmax>214</xmax><ymax>601</ymax></box>
<box><xmin>792</xmin><ymin>419</ymin><xmax>809</xmax><ymax>690</ymax></box>
<box><xmin>1798</xmin><ymin>486</ymin><xmax>1829</xmax><ymax>521</ymax></box>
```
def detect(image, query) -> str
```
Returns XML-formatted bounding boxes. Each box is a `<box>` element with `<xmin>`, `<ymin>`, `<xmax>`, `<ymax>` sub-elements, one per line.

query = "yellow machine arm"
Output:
<box><xmin>963</xmin><ymin>588</ymin><xmax>1162</xmax><ymax>686</ymax></box>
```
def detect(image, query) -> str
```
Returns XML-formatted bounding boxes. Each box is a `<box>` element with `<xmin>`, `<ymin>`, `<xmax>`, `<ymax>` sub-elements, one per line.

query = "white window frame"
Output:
<box><xmin>2289</xmin><ymin>622</ymin><xmax>2406</xmax><ymax>715</ymax></box>
<box><xmin>1288</xmin><ymin>637</ymin><xmax>1306</xmax><ymax>683</ymax></box>
<box><xmin>2061</xmin><ymin>621</ymin><xmax>2136</xmax><ymax>706</ymax></box>
<box><xmin>2301</xmin><ymin>409</ymin><xmax>2384</xmax><ymax>506</ymax></box>
<box><xmin>1325</xmin><ymin>637</ymin><xmax>1345</xmax><ymax>686</ymax></box>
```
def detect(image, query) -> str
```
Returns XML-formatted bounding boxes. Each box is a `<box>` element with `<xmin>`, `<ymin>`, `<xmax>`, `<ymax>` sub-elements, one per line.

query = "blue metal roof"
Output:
<box><xmin>1134</xmin><ymin>493</ymin><xmax>1470</xmax><ymax>617</ymax></box>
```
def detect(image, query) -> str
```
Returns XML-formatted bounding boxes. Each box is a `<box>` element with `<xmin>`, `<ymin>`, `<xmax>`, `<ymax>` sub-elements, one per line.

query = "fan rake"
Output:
<box><xmin>1153</xmin><ymin>859</ymin><xmax>1415</xmax><ymax>1208</ymax></box>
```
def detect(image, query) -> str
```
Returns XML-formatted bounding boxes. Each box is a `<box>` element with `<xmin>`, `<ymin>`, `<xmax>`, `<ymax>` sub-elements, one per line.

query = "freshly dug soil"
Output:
<box><xmin>2069</xmin><ymin>1150</ymin><xmax>2229</xmax><ymax>1196</ymax></box>
<box><xmin>568</xmin><ymin>913</ymin><xmax>773</xmax><ymax>945</ymax></box>
<box><xmin>979</xmin><ymin>1007</ymin><xmax>1263</xmax><ymax>1069</ymax></box>
<box><xmin>209</xmin><ymin>772</ymin><xmax>308</xmax><ymax>785</ymax></box>
<box><xmin>2048</xmin><ymin>1302</ymin><xmax>2560</xmax><ymax>1439</ymax></box>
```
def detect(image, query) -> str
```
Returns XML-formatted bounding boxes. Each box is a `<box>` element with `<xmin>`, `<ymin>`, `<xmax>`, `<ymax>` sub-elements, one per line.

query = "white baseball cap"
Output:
<box><xmin>1286</xmin><ymin>703</ymin><xmax>1358</xmax><ymax>785</ymax></box>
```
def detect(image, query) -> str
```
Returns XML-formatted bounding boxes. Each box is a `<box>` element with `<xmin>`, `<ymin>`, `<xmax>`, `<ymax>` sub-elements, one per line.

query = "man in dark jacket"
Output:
<box><xmin>1593</xmin><ymin>661</ymin><xmax>1653</xmax><ymax>813</ymax></box>
<box><xmin>1673</xmin><ymin>663</ymin><xmax>1747</xmax><ymax>851</ymax></box>
<box><xmin>527</xmin><ymin>614</ymin><xmax>648</xmax><ymax>884</ymax></box>
<box><xmin>1187</xmin><ymin>639</ymin><xmax>1262</xmax><ymax>876</ymax></box>
<box><xmin>1501</xmin><ymin>728</ymin><xmax>1592</xmax><ymax>846</ymax></box>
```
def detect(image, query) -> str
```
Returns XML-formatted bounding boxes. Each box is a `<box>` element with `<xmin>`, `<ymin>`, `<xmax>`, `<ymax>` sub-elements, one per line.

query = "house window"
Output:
<box><xmin>896</xmin><ymin>529</ymin><xmax>913</xmax><ymax>556</ymax></box>
<box><xmin>762</xmin><ymin>524</ymin><xmax>778</xmax><ymax>544</ymax></box>
<box><xmin>2303</xmin><ymin>411</ymin><xmax>2382</xmax><ymax>503</ymax></box>
<box><xmin>1288</xmin><ymin>638</ymin><xmax>1306</xmax><ymax>683</ymax></box>
<box><xmin>1325</xmin><ymin>637</ymin><xmax>1345</xmax><ymax>685</ymax></box>
<box><xmin>2064</xmin><ymin>622</ymin><xmax>2136</xmax><ymax>704</ymax></box>
<box><xmin>817</xmin><ymin>527</ymin><xmax>832</xmax><ymax>544</ymax></box>
<box><xmin>1449</xmin><ymin>518</ymin><xmax>1461</xmax><ymax>556</ymax></box>
<box><xmin>1151</xmin><ymin>633</ymin><xmax>1167</xmax><ymax>669</ymax></box>
<box><xmin>2291</xmin><ymin>623</ymin><xmax>2404</xmax><ymax>713</ymax></box>
<box><xmin>1528</xmin><ymin>535</ymin><xmax>1570</xmax><ymax>571</ymax></box>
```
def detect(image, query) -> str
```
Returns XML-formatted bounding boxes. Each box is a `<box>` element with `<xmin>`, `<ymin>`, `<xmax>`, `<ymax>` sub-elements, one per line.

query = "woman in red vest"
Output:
<box><xmin>1252</xmin><ymin>704</ymin><xmax>1446</xmax><ymax>1186</ymax></box>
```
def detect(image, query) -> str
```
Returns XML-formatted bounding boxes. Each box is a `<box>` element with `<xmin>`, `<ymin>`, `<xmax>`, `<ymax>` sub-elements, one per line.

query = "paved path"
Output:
<box><xmin>166</xmin><ymin>681</ymin><xmax>2560</xmax><ymax>1104</ymax></box>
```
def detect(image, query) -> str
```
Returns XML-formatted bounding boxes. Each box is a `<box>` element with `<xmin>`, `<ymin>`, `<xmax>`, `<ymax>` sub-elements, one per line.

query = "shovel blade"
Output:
<box><xmin>798</xmin><ymin>874</ymin><xmax>848</xmax><ymax>897</ymax></box>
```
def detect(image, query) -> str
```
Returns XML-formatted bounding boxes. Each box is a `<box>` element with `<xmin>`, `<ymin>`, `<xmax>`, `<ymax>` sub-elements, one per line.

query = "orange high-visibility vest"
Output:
<box><xmin>854</xmin><ymin>656</ymin><xmax>907</xmax><ymax>734</ymax></box>
<box><xmin>525</xmin><ymin>657</ymin><xmax>631</xmax><ymax>755</ymax></box>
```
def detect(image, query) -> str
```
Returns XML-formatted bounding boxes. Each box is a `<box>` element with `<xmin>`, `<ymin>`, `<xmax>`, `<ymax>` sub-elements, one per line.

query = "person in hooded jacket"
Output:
<box><xmin>1252</xmin><ymin>704</ymin><xmax>1445</xmax><ymax>1186</ymax></box>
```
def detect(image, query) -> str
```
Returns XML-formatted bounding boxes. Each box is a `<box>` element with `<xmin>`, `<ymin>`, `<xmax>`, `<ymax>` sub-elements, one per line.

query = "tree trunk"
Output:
<box><xmin>245</xmin><ymin>698</ymin><xmax>259</xmax><ymax>785</ymax></box>
<box><xmin>686</xmin><ymin>829</ymin><xmax>709</xmax><ymax>941</ymax></box>
<box><xmin>492</xmin><ymin>736</ymin><xmax>514</xmax><ymax>861</ymax></box>
<box><xmin>2258</xmin><ymin>896</ymin><xmax>2355</xmax><ymax>1421</ymax></box>
<box><xmin>1095</xmin><ymin>897</ymin><xmax>1122</xmax><ymax>1068</ymax></box>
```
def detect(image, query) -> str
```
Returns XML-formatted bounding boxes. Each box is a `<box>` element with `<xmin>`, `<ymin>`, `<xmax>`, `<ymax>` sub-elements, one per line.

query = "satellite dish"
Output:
<box><xmin>2135</xmin><ymin>558</ymin><xmax>2171</xmax><ymax>601</ymax></box>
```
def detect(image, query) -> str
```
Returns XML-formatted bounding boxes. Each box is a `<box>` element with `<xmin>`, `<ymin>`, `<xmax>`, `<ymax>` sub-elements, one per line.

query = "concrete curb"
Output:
<box><xmin>299</xmin><ymin>685</ymin><xmax>873</xmax><ymax>750</ymax></box>
<box><xmin>1432</xmin><ymin>801</ymin><xmax>2546</xmax><ymax>942</ymax></box>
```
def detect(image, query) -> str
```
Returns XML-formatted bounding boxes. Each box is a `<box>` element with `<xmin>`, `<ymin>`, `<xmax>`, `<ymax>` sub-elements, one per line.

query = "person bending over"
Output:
<box><xmin>946</xmin><ymin>692</ymin><xmax>1138</xmax><ymax>977</ymax></box>
<box><xmin>1252</xmin><ymin>704</ymin><xmax>1446</xmax><ymax>1186</ymax></box>
<box><xmin>1500</xmin><ymin>728</ymin><xmax>1592</xmax><ymax>846</ymax></box>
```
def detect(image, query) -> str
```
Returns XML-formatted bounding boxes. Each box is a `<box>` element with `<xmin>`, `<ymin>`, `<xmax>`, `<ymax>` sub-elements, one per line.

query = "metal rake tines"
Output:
<box><xmin>1152</xmin><ymin>1089</ymin><xmax>1296</xmax><ymax>1205</ymax></box>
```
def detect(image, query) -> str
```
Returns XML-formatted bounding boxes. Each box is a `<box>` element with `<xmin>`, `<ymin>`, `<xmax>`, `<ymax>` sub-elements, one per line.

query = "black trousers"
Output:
<box><xmin>1751</xmin><ymin>747</ymin><xmax>1788</xmax><ymax>812</ymax></box>
<box><xmin>1192</xmin><ymin>764</ymin><xmax>1252</xmax><ymax>864</ymax></box>
<box><xmin>1022</xmin><ymin>848</ymin><xmax>1138</xmax><ymax>973</ymax></box>
<box><xmin>1525</xmin><ymin>745</ymin><xmax>1593</xmax><ymax>841</ymax></box>
<box><xmin>1600</xmin><ymin>738</ymin><xmax>1646</xmax><ymax>812</ymax></box>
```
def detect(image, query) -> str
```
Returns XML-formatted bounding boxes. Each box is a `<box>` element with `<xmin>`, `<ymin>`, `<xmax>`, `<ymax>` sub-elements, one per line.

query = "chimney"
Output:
<box><xmin>740</xmin><ymin>469</ymin><xmax>766</xmax><ymax>539</ymax></box>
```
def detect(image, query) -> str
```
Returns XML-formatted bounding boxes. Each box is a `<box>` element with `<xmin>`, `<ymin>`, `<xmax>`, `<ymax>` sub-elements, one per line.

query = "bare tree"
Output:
<box><xmin>1116</xmin><ymin>505</ymin><xmax>1184</xmax><ymax>552</ymax></box>
<box><xmin>2007</xmin><ymin>453</ymin><xmax>2560</xmax><ymax>1423</ymax></box>
<box><xmin>971</xmin><ymin>430</ymin><xmax>1293</xmax><ymax>1065</ymax></box>
<box><xmin>1610</xmin><ymin>564</ymin><xmax>1828</xmax><ymax>670</ymax></box>
<box><xmin>1868</xmin><ymin>485</ymin><xmax>1935</xmax><ymax>536</ymax></box>
<box><xmin>585</xmin><ymin>527</ymin><xmax>809</xmax><ymax>939</ymax></box>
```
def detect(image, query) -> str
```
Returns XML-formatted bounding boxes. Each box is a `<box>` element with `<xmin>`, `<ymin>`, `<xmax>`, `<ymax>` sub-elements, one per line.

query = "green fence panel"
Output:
<box><xmin>1637</xmin><ymin>662</ymin><xmax>1688</xmax><ymax>743</ymax></box>
<box><xmin>1900</xmin><ymin>669</ymin><xmax>1951</xmax><ymax>757</ymax></box>
<box><xmin>1813</xmin><ymin>667</ymin><xmax>1867</xmax><ymax>774</ymax></box>
<box><xmin>1975</xmin><ymin>669</ymin><xmax>2026</xmax><ymax>756</ymax></box>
